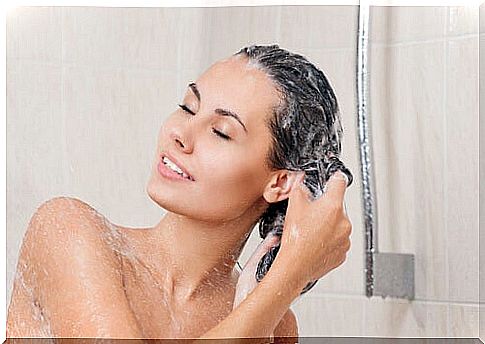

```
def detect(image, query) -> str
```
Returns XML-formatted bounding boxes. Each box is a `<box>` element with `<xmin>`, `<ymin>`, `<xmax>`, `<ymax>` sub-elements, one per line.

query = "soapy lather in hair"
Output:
<box><xmin>233</xmin><ymin>44</ymin><xmax>353</xmax><ymax>295</ymax></box>
<box><xmin>257</xmin><ymin>157</ymin><xmax>353</xmax><ymax>295</ymax></box>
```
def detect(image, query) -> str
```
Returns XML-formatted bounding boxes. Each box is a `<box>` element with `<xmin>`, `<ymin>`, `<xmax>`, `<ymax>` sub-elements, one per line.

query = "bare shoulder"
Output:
<box><xmin>10</xmin><ymin>196</ymin><xmax>143</xmax><ymax>337</ymax></box>
<box><xmin>28</xmin><ymin>196</ymin><xmax>124</xmax><ymax>252</ymax></box>
<box><xmin>22</xmin><ymin>196</ymin><xmax>125</xmax><ymax>294</ymax></box>
<box><xmin>32</xmin><ymin>196</ymin><xmax>114</xmax><ymax>233</ymax></box>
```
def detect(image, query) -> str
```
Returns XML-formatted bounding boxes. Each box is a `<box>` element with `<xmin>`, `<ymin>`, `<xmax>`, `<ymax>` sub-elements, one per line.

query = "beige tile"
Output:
<box><xmin>481</xmin><ymin>22</ymin><xmax>485</xmax><ymax>342</ymax></box>
<box><xmin>448</xmin><ymin>6</ymin><xmax>479</xmax><ymax>36</ymax></box>
<box><xmin>448</xmin><ymin>304</ymin><xmax>479</xmax><ymax>337</ymax></box>
<box><xmin>481</xmin><ymin>302</ymin><xmax>485</xmax><ymax>341</ymax></box>
<box><xmin>199</xmin><ymin>6</ymin><xmax>283</xmax><ymax>63</ymax></box>
<box><xmin>292</xmin><ymin>295</ymin><xmax>364</xmax><ymax>336</ymax></box>
<box><xmin>173</xmin><ymin>8</ymin><xmax>216</xmax><ymax>72</ymax></box>
<box><xmin>60</xmin><ymin>64</ymin><xmax>179</xmax><ymax>226</ymax></box>
<box><xmin>280</xmin><ymin>5</ymin><xmax>358</xmax><ymax>50</ymax></box>
<box><xmin>446</xmin><ymin>37</ymin><xmax>479</xmax><ymax>304</ymax></box>
<box><xmin>7</xmin><ymin>61</ymin><xmax>65</xmax><ymax>192</ymax></box>
<box><xmin>480</xmin><ymin>3</ymin><xmax>485</xmax><ymax>34</ymax></box>
<box><xmin>61</xmin><ymin>7</ymin><xmax>178</xmax><ymax>70</ymax></box>
<box><xmin>363</xmin><ymin>297</ymin><xmax>448</xmax><ymax>336</ymax></box>
<box><xmin>369</xmin><ymin>42</ymin><xmax>448</xmax><ymax>302</ymax></box>
<box><xmin>7</xmin><ymin>7</ymin><xmax>62</xmax><ymax>64</ymax></box>
<box><xmin>370</xmin><ymin>6</ymin><xmax>446</xmax><ymax>44</ymax></box>
<box><xmin>7</xmin><ymin>60</ymin><xmax>65</xmax><ymax>306</ymax></box>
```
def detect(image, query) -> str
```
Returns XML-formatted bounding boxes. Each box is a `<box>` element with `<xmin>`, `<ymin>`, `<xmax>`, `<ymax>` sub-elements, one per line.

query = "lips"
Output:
<box><xmin>159</xmin><ymin>152</ymin><xmax>195</xmax><ymax>181</ymax></box>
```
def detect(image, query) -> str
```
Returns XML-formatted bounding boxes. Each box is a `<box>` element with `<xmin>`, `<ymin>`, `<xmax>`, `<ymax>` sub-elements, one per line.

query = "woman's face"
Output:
<box><xmin>146</xmin><ymin>56</ymin><xmax>283</xmax><ymax>223</ymax></box>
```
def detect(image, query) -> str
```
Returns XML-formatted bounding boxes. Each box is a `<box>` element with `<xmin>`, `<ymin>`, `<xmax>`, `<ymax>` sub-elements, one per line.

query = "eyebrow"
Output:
<box><xmin>188</xmin><ymin>82</ymin><xmax>248</xmax><ymax>133</ymax></box>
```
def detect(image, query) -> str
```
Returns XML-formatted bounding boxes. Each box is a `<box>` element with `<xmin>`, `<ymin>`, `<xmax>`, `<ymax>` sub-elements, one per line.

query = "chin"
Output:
<box><xmin>146</xmin><ymin>166</ymin><xmax>187</xmax><ymax>208</ymax></box>
<box><xmin>146</xmin><ymin>176</ymin><xmax>176</xmax><ymax>211</ymax></box>
<box><xmin>146</xmin><ymin>184</ymin><xmax>243</xmax><ymax>224</ymax></box>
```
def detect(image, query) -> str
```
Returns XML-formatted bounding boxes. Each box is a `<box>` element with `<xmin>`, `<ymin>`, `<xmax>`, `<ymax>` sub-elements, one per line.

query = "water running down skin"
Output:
<box><xmin>7</xmin><ymin>172</ymin><xmax>349</xmax><ymax>342</ymax></box>
<box><xmin>6</xmin><ymin>47</ymin><xmax>351</xmax><ymax>341</ymax></box>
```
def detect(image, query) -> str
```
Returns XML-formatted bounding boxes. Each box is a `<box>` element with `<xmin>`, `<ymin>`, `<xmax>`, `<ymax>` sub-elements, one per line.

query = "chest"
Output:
<box><xmin>119</xmin><ymin>254</ymin><xmax>236</xmax><ymax>339</ymax></box>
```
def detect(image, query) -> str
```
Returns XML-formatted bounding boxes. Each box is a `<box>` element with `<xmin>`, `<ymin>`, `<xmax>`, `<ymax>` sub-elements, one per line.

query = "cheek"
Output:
<box><xmin>200</xmin><ymin>155</ymin><xmax>267</xmax><ymax>203</ymax></box>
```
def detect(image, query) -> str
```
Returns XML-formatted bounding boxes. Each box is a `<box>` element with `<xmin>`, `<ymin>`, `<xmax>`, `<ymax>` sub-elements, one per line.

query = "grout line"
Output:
<box><xmin>305</xmin><ymin>292</ymin><xmax>480</xmax><ymax>307</ymax></box>
<box><xmin>60</xmin><ymin>7</ymin><xmax>67</xmax><ymax>189</ymax></box>
<box><xmin>275</xmin><ymin>5</ymin><xmax>282</xmax><ymax>44</ymax></box>
<box><xmin>298</xmin><ymin>46</ymin><xmax>357</xmax><ymax>53</ymax></box>
<box><xmin>445</xmin><ymin>33</ymin><xmax>481</xmax><ymax>40</ymax></box>
<box><xmin>369</xmin><ymin>33</ymin><xmax>478</xmax><ymax>48</ymax></box>
<box><xmin>371</xmin><ymin>39</ymin><xmax>446</xmax><ymax>47</ymax></box>
<box><xmin>444</xmin><ymin>5</ymin><xmax>450</xmax><ymax>337</ymax></box>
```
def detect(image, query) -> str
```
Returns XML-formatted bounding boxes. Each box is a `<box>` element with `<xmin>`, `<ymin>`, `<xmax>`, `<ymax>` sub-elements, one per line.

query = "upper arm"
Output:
<box><xmin>273</xmin><ymin>308</ymin><xmax>298</xmax><ymax>339</ymax></box>
<box><xmin>15</xmin><ymin>197</ymin><xmax>143</xmax><ymax>338</ymax></box>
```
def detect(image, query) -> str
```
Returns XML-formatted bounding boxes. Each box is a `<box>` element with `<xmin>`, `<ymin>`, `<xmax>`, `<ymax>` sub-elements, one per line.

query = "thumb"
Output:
<box><xmin>234</xmin><ymin>234</ymin><xmax>280</xmax><ymax>310</ymax></box>
<box><xmin>324</xmin><ymin>170</ymin><xmax>348</xmax><ymax>204</ymax></box>
<box><xmin>234</xmin><ymin>233</ymin><xmax>279</xmax><ymax>310</ymax></box>
<box><xmin>243</xmin><ymin>233</ymin><xmax>280</xmax><ymax>271</ymax></box>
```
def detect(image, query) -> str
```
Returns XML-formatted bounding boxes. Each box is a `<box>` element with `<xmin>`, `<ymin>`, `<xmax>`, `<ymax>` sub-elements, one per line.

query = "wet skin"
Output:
<box><xmin>7</xmin><ymin>55</ymin><xmax>299</xmax><ymax>338</ymax></box>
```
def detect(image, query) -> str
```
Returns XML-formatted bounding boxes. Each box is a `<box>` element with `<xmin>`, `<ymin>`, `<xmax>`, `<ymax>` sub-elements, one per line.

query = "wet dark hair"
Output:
<box><xmin>233</xmin><ymin>44</ymin><xmax>353</xmax><ymax>295</ymax></box>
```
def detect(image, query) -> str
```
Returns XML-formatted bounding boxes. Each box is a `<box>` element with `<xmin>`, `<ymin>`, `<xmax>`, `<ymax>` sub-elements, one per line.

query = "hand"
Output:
<box><xmin>277</xmin><ymin>170</ymin><xmax>352</xmax><ymax>287</ymax></box>
<box><xmin>232</xmin><ymin>233</ymin><xmax>280</xmax><ymax>310</ymax></box>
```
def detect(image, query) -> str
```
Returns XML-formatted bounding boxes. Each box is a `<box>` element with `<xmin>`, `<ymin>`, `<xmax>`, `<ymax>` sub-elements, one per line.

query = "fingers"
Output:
<box><xmin>289</xmin><ymin>172</ymin><xmax>313</xmax><ymax>202</ymax></box>
<box><xmin>260</xmin><ymin>232</ymin><xmax>280</xmax><ymax>252</ymax></box>
<box><xmin>288</xmin><ymin>170</ymin><xmax>349</xmax><ymax>208</ymax></box>
<box><xmin>324</xmin><ymin>170</ymin><xmax>348</xmax><ymax>205</ymax></box>
<box><xmin>243</xmin><ymin>233</ymin><xmax>280</xmax><ymax>271</ymax></box>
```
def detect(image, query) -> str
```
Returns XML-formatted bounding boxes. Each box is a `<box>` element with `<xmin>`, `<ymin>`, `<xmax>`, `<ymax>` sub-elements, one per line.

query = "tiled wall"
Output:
<box><xmin>479</xmin><ymin>3</ymin><xmax>484</xmax><ymax>342</ymax></box>
<box><xmin>362</xmin><ymin>5</ymin><xmax>478</xmax><ymax>337</ymax></box>
<box><xmin>6</xmin><ymin>5</ymin><xmax>479</xmax><ymax>337</ymax></box>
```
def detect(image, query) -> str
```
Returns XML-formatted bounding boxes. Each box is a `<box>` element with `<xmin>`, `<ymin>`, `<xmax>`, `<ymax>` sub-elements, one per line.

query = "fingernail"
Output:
<box><xmin>331</xmin><ymin>171</ymin><xmax>348</xmax><ymax>184</ymax></box>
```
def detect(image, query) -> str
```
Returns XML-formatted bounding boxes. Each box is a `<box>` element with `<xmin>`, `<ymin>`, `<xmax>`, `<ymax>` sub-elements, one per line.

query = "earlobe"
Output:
<box><xmin>262</xmin><ymin>187</ymin><xmax>279</xmax><ymax>204</ymax></box>
<box><xmin>262</xmin><ymin>171</ymin><xmax>297</xmax><ymax>204</ymax></box>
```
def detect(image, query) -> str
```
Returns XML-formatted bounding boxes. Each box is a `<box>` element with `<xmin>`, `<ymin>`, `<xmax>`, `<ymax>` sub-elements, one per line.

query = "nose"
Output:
<box><xmin>169</xmin><ymin>128</ymin><xmax>193</xmax><ymax>154</ymax></box>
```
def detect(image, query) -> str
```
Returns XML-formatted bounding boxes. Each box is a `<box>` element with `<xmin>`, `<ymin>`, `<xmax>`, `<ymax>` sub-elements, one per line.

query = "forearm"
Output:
<box><xmin>197</xmin><ymin>255</ymin><xmax>306</xmax><ymax>341</ymax></box>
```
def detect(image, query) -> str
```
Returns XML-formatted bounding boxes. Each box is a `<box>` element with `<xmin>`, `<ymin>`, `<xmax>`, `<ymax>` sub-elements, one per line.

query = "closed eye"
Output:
<box><xmin>178</xmin><ymin>104</ymin><xmax>195</xmax><ymax>116</ymax></box>
<box><xmin>177</xmin><ymin>103</ymin><xmax>232</xmax><ymax>141</ymax></box>
<box><xmin>212</xmin><ymin>128</ymin><xmax>231</xmax><ymax>140</ymax></box>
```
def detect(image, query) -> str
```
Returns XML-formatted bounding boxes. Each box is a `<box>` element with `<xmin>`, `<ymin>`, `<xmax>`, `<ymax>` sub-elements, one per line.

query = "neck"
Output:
<box><xmin>143</xmin><ymin>206</ymin><xmax>263</xmax><ymax>303</ymax></box>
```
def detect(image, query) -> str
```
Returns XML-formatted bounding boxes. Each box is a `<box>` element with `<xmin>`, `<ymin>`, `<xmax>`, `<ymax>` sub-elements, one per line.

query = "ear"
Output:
<box><xmin>262</xmin><ymin>170</ymin><xmax>299</xmax><ymax>204</ymax></box>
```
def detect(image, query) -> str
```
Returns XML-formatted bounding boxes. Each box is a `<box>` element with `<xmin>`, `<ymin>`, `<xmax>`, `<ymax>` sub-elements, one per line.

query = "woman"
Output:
<box><xmin>6</xmin><ymin>44</ymin><xmax>353</xmax><ymax>340</ymax></box>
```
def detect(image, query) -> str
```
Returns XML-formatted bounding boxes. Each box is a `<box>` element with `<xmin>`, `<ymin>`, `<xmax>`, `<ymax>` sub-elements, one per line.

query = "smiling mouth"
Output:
<box><xmin>160</xmin><ymin>156</ymin><xmax>194</xmax><ymax>181</ymax></box>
